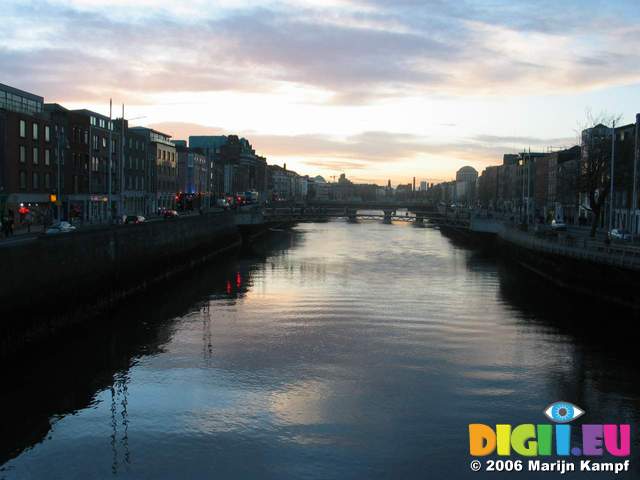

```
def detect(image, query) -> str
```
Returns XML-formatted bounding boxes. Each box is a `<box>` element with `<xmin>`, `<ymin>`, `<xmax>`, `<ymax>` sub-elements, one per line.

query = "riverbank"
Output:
<box><xmin>0</xmin><ymin>212</ymin><xmax>243</xmax><ymax>357</ymax></box>
<box><xmin>455</xmin><ymin>217</ymin><xmax>640</xmax><ymax>309</ymax></box>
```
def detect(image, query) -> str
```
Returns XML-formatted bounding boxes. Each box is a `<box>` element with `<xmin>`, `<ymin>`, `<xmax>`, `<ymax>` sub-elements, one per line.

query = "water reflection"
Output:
<box><xmin>1</xmin><ymin>221</ymin><xmax>638</xmax><ymax>479</ymax></box>
<box><xmin>0</xmin><ymin>231</ymin><xmax>297</xmax><ymax>468</ymax></box>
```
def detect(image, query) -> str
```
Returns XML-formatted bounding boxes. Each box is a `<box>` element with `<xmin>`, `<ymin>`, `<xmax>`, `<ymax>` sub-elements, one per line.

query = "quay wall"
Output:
<box><xmin>497</xmin><ymin>233</ymin><xmax>640</xmax><ymax>309</ymax></box>
<box><xmin>0</xmin><ymin>213</ymin><xmax>242</xmax><ymax>356</ymax></box>
<box><xmin>462</xmin><ymin>219</ymin><xmax>640</xmax><ymax>308</ymax></box>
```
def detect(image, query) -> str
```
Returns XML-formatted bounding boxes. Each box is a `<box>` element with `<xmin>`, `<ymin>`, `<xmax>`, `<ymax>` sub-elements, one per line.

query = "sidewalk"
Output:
<box><xmin>0</xmin><ymin>223</ymin><xmax>45</xmax><ymax>242</ymax></box>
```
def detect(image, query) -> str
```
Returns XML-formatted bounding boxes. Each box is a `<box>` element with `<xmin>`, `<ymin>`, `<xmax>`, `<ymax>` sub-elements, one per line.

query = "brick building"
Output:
<box><xmin>130</xmin><ymin>127</ymin><xmax>177</xmax><ymax>212</ymax></box>
<box><xmin>0</xmin><ymin>83</ymin><xmax>57</xmax><ymax>223</ymax></box>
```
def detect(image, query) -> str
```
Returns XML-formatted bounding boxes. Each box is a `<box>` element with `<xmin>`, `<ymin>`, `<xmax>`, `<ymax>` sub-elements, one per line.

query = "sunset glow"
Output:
<box><xmin>3</xmin><ymin>0</ymin><xmax>640</xmax><ymax>184</ymax></box>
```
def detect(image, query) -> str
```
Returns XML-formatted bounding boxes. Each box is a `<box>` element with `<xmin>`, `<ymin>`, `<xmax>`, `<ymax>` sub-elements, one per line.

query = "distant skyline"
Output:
<box><xmin>3</xmin><ymin>0</ymin><xmax>640</xmax><ymax>185</ymax></box>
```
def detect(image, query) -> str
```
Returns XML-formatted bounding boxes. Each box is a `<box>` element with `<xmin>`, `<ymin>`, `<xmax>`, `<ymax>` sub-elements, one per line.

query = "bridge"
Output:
<box><xmin>235</xmin><ymin>203</ymin><xmax>467</xmax><ymax>228</ymax></box>
<box><xmin>305</xmin><ymin>199</ymin><xmax>435</xmax><ymax>212</ymax></box>
<box><xmin>281</xmin><ymin>199</ymin><xmax>445</xmax><ymax>223</ymax></box>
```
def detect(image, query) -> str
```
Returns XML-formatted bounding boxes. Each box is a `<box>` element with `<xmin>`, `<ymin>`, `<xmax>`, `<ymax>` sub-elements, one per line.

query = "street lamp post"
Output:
<box><xmin>107</xmin><ymin>99</ymin><xmax>113</xmax><ymax>223</ymax></box>
<box><xmin>609</xmin><ymin>121</ymin><xmax>616</xmax><ymax>233</ymax></box>
<box><xmin>633</xmin><ymin>115</ymin><xmax>639</xmax><ymax>236</ymax></box>
<box><xmin>56</xmin><ymin>125</ymin><xmax>62</xmax><ymax>221</ymax></box>
<box><xmin>119</xmin><ymin>104</ymin><xmax>125</xmax><ymax>219</ymax></box>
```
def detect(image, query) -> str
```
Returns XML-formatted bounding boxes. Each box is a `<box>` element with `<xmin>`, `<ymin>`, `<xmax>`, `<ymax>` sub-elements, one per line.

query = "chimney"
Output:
<box><xmin>284</xmin><ymin>163</ymin><xmax>287</xmax><ymax>171</ymax></box>
<box><xmin>413</xmin><ymin>177</ymin><xmax>416</xmax><ymax>192</ymax></box>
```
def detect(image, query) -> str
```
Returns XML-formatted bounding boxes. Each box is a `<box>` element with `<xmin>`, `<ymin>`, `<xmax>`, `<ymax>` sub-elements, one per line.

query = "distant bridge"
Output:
<box><xmin>235</xmin><ymin>205</ymin><xmax>470</xmax><ymax>227</ymax></box>
<box><xmin>305</xmin><ymin>199</ymin><xmax>436</xmax><ymax>212</ymax></box>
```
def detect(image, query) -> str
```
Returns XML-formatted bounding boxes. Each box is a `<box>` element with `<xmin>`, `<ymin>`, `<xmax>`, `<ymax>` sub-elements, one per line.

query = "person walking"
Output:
<box><xmin>7</xmin><ymin>209</ymin><xmax>15</xmax><ymax>236</ymax></box>
<box><xmin>24</xmin><ymin>210</ymin><xmax>33</xmax><ymax>233</ymax></box>
<box><xmin>1</xmin><ymin>213</ymin><xmax>8</xmax><ymax>238</ymax></box>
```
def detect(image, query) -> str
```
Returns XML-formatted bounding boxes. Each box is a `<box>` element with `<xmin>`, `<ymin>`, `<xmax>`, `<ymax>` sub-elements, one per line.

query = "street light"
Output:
<box><xmin>609</xmin><ymin>121</ymin><xmax>616</xmax><ymax>233</ymax></box>
<box><xmin>55</xmin><ymin>125</ymin><xmax>69</xmax><ymax>221</ymax></box>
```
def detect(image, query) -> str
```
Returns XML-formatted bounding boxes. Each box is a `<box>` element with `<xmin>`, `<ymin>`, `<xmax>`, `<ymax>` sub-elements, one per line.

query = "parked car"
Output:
<box><xmin>163</xmin><ymin>209</ymin><xmax>179</xmax><ymax>219</ymax></box>
<box><xmin>609</xmin><ymin>229</ymin><xmax>632</xmax><ymax>241</ymax></box>
<box><xmin>244</xmin><ymin>190</ymin><xmax>260</xmax><ymax>204</ymax></box>
<box><xmin>45</xmin><ymin>221</ymin><xmax>76</xmax><ymax>235</ymax></box>
<box><xmin>124</xmin><ymin>215</ymin><xmax>146</xmax><ymax>224</ymax></box>
<box><xmin>551</xmin><ymin>220</ymin><xmax>567</xmax><ymax>231</ymax></box>
<box><xmin>215</xmin><ymin>198</ymin><xmax>230</xmax><ymax>210</ymax></box>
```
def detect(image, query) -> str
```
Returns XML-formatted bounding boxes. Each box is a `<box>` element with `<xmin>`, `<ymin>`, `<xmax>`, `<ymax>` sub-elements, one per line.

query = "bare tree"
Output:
<box><xmin>576</xmin><ymin>111</ymin><xmax>622</xmax><ymax>238</ymax></box>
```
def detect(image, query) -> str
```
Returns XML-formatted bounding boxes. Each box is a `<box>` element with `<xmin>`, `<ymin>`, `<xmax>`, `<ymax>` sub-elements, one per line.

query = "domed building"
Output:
<box><xmin>456</xmin><ymin>166</ymin><xmax>478</xmax><ymax>184</ymax></box>
<box><xmin>455</xmin><ymin>166</ymin><xmax>478</xmax><ymax>206</ymax></box>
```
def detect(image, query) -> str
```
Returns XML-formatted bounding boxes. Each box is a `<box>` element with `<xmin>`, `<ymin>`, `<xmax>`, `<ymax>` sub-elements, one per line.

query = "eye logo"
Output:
<box><xmin>544</xmin><ymin>401</ymin><xmax>584</xmax><ymax>423</ymax></box>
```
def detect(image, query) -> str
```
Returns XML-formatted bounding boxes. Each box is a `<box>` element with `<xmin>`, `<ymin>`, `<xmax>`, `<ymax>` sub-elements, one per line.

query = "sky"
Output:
<box><xmin>2</xmin><ymin>0</ymin><xmax>640</xmax><ymax>185</ymax></box>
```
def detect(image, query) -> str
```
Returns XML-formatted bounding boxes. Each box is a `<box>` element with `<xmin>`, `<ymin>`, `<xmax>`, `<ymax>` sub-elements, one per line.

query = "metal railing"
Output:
<box><xmin>500</xmin><ymin>227</ymin><xmax>640</xmax><ymax>270</ymax></box>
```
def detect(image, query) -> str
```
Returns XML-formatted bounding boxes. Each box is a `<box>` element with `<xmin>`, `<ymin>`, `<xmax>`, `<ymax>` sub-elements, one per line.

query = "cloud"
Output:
<box><xmin>149</xmin><ymin>121</ymin><xmax>577</xmax><ymax>181</ymax></box>
<box><xmin>473</xmin><ymin>134</ymin><xmax>575</xmax><ymax>148</ymax></box>
<box><xmin>2</xmin><ymin>0</ymin><xmax>640</xmax><ymax>105</ymax></box>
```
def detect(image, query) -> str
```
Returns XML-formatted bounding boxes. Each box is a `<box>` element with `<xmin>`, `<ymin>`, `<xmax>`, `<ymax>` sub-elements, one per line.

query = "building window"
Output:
<box><xmin>33</xmin><ymin>147</ymin><xmax>39</xmax><ymax>165</ymax></box>
<box><xmin>102</xmin><ymin>137</ymin><xmax>107</xmax><ymax>148</ymax></box>
<box><xmin>19</xmin><ymin>171</ymin><xmax>27</xmax><ymax>189</ymax></box>
<box><xmin>19</xmin><ymin>120</ymin><xmax>26</xmax><ymax>138</ymax></box>
<box><xmin>33</xmin><ymin>172</ymin><xmax>39</xmax><ymax>189</ymax></box>
<box><xmin>33</xmin><ymin>123</ymin><xmax>38</xmax><ymax>140</ymax></box>
<box><xmin>45</xmin><ymin>149</ymin><xmax>50</xmax><ymax>166</ymax></box>
<box><xmin>19</xmin><ymin>145</ymin><xmax>26</xmax><ymax>163</ymax></box>
<box><xmin>45</xmin><ymin>125</ymin><xmax>51</xmax><ymax>142</ymax></box>
<box><xmin>45</xmin><ymin>172</ymin><xmax>51</xmax><ymax>189</ymax></box>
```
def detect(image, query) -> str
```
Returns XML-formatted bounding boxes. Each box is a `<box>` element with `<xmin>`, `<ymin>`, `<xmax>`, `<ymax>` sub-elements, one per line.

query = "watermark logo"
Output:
<box><xmin>543</xmin><ymin>401</ymin><xmax>584</xmax><ymax>423</ymax></box>
<box><xmin>468</xmin><ymin>402</ymin><xmax>631</xmax><ymax>474</ymax></box>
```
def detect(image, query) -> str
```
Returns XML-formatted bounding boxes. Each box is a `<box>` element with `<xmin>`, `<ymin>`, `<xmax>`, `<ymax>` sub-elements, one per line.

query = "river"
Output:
<box><xmin>1</xmin><ymin>220</ymin><xmax>638</xmax><ymax>479</ymax></box>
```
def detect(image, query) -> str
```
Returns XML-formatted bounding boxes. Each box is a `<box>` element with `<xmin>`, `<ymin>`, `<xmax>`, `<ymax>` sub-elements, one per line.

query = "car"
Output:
<box><xmin>243</xmin><ymin>190</ymin><xmax>259</xmax><ymax>204</ymax></box>
<box><xmin>45</xmin><ymin>221</ymin><xmax>76</xmax><ymax>235</ymax></box>
<box><xmin>551</xmin><ymin>220</ymin><xmax>567</xmax><ymax>231</ymax></box>
<box><xmin>609</xmin><ymin>229</ymin><xmax>632</xmax><ymax>241</ymax></box>
<box><xmin>215</xmin><ymin>198</ymin><xmax>230</xmax><ymax>210</ymax></box>
<box><xmin>163</xmin><ymin>209</ymin><xmax>179</xmax><ymax>218</ymax></box>
<box><xmin>124</xmin><ymin>215</ymin><xmax>146</xmax><ymax>224</ymax></box>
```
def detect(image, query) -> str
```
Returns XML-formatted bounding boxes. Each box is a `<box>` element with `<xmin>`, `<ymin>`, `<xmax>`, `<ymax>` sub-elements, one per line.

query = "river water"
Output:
<box><xmin>1</xmin><ymin>220</ymin><xmax>638</xmax><ymax>479</ymax></box>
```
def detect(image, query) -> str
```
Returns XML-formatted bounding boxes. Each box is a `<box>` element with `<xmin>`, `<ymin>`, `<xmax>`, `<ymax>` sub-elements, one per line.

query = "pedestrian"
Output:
<box><xmin>7</xmin><ymin>209</ymin><xmax>15</xmax><ymax>236</ymax></box>
<box><xmin>43</xmin><ymin>209</ymin><xmax>52</xmax><ymax>230</ymax></box>
<box><xmin>24</xmin><ymin>210</ymin><xmax>33</xmax><ymax>233</ymax></box>
<box><xmin>1</xmin><ymin>213</ymin><xmax>7</xmax><ymax>238</ymax></box>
